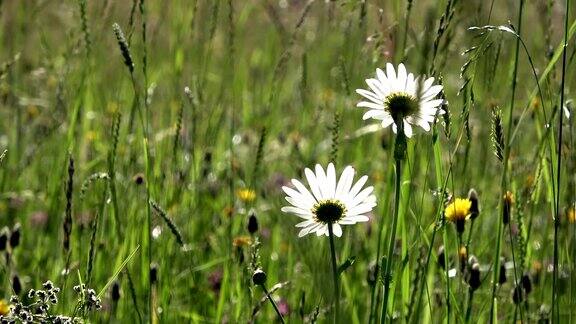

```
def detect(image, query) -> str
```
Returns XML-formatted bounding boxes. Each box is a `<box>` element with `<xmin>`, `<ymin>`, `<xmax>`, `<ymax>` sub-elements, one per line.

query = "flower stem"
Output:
<box><xmin>261</xmin><ymin>284</ymin><xmax>286</xmax><ymax>324</ymax></box>
<box><xmin>328</xmin><ymin>223</ymin><xmax>340</xmax><ymax>323</ymax></box>
<box><xmin>380</xmin><ymin>154</ymin><xmax>402</xmax><ymax>323</ymax></box>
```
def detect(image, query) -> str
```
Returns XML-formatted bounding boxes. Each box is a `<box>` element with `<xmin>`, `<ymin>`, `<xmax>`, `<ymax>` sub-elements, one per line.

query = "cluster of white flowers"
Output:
<box><xmin>282</xmin><ymin>64</ymin><xmax>443</xmax><ymax>237</ymax></box>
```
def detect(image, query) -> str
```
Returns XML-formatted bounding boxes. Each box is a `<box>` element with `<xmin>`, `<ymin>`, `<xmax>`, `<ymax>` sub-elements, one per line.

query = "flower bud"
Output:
<box><xmin>468</xmin><ymin>262</ymin><xmax>481</xmax><ymax>291</ymax></box>
<box><xmin>521</xmin><ymin>273</ymin><xmax>532</xmax><ymax>295</ymax></box>
<box><xmin>252</xmin><ymin>269</ymin><xmax>267</xmax><ymax>286</ymax></box>
<box><xmin>467</xmin><ymin>189</ymin><xmax>480</xmax><ymax>220</ymax></box>
<box><xmin>111</xmin><ymin>280</ymin><xmax>121</xmax><ymax>302</ymax></box>
<box><xmin>0</xmin><ymin>227</ymin><xmax>8</xmax><ymax>251</ymax></box>
<box><xmin>247</xmin><ymin>212</ymin><xmax>258</xmax><ymax>234</ymax></box>
<box><xmin>503</xmin><ymin>191</ymin><xmax>514</xmax><ymax>225</ymax></box>
<box><xmin>437</xmin><ymin>246</ymin><xmax>446</xmax><ymax>270</ymax></box>
<box><xmin>150</xmin><ymin>263</ymin><xmax>158</xmax><ymax>285</ymax></box>
<box><xmin>10</xmin><ymin>223</ymin><xmax>21</xmax><ymax>249</ymax></box>
<box><xmin>499</xmin><ymin>258</ymin><xmax>507</xmax><ymax>285</ymax></box>
<box><xmin>12</xmin><ymin>274</ymin><xmax>22</xmax><ymax>295</ymax></box>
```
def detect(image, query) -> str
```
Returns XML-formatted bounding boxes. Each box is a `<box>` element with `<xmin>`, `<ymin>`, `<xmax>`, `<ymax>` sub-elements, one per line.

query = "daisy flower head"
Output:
<box><xmin>281</xmin><ymin>163</ymin><xmax>376</xmax><ymax>238</ymax></box>
<box><xmin>356</xmin><ymin>63</ymin><xmax>444</xmax><ymax>137</ymax></box>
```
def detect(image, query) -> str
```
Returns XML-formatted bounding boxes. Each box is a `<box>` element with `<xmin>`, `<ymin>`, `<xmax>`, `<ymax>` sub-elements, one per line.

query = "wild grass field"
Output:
<box><xmin>0</xmin><ymin>0</ymin><xmax>575</xmax><ymax>323</ymax></box>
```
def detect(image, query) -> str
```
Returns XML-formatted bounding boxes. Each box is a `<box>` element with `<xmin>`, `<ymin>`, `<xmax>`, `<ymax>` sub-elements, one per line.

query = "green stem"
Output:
<box><xmin>553</xmin><ymin>0</ymin><xmax>570</xmax><ymax>321</ymax></box>
<box><xmin>508</xmin><ymin>220</ymin><xmax>523</xmax><ymax>323</ymax></box>
<box><xmin>465</xmin><ymin>219</ymin><xmax>475</xmax><ymax>251</ymax></box>
<box><xmin>490</xmin><ymin>1</ymin><xmax>524</xmax><ymax>321</ymax></box>
<box><xmin>261</xmin><ymin>284</ymin><xmax>286</xmax><ymax>324</ymax></box>
<box><xmin>381</xmin><ymin>154</ymin><xmax>402</xmax><ymax>323</ymax></box>
<box><xmin>465</xmin><ymin>289</ymin><xmax>474</xmax><ymax>324</ymax></box>
<box><xmin>328</xmin><ymin>223</ymin><xmax>340</xmax><ymax>323</ymax></box>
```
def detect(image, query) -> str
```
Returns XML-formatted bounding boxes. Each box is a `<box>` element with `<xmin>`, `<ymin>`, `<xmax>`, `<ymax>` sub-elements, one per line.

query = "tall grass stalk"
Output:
<box><xmin>553</xmin><ymin>0</ymin><xmax>570</xmax><ymax>321</ymax></box>
<box><xmin>489</xmin><ymin>1</ymin><xmax>524</xmax><ymax>321</ymax></box>
<box><xmin>507</xmin><ymin>206</ymin><xmax>523</xmax><ymax>322</ymax></box>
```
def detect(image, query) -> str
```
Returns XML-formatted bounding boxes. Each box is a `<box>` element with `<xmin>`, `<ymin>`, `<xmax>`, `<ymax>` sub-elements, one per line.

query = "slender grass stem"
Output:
<box><xmin>490</xmin><ymin>1</ymin><xmax>524</xmax><ymax>321</ymax></box>
<box><xmin>261</xmin><ymin>284</ymin><xmax>286</xmax><ymax>324</ymax></box>
<box><xmin>381</xmin><ymin>155</ymin><xmax>402</xmax><ymax>323</ymax></box>
<box><xmin>442</xmin><ymin>224</ymin><xmax>451</xmax><ymax>323</ymax></box>
<box><xmin>508</xmin><ymin>220</ymin><xmax>523</xmax><ymax>323</ymax></box>
<box><xmin>328</xmin><ymin>223</ymin><xmax>340</xmax><ymax>323</ymax></box>
<box><xmin>465</xmin><ymin>219</ymin><xmax>474</xmax><ymax>251</ymax></box>
<box><xmin>464</xmin><ymin>289</ymin><xmax>474</xmax><ymax>323</ymax></box>
<box><xmin>553</xmin><ymin>0</ymin><xmax>570</xmax><ymax>321</ymax></box>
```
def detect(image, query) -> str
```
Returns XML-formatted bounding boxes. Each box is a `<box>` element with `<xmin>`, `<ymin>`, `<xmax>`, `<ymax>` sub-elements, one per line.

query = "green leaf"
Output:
<box><xmin>338</xmin><ymin>256</ymin><xmax>356</xmax><ymax>275</ymax></box>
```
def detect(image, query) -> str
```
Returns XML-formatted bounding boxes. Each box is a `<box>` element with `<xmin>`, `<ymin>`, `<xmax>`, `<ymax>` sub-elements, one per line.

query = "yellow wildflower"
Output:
<box><xmin>233</xmin><ymin>236</ymin><xmax>252</xmax><ymax>247</ymax></box>
<box><xmin>444</xmin><ymin>198</ymin><xmax>472</xmax><ymax>233</ymax></box>
<box><xmin>0</xmin><ymin>299</ymin><xmax>10</xmax><ymax>316</ymax></box>
<box><xmin>237</xmin><ymin>188</ymin><xmax>256</xmax><ymax>203</ymax></box>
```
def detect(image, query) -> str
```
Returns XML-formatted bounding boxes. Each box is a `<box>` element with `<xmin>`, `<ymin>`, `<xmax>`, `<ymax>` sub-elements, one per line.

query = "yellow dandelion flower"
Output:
<box><xmin>0</xmin><ymin>299</ymin><xmax>10</xmax><ymax>316</ymax></box>
<box><xmin>232</xmin><ymin>236</ymin><xmax>252</xmax><ymax>247</ymax></box>
<box><xmin>567</xmin><ymin>207</ymin><xmax>575</xmax><ymax>224</ymax></box>
<box><xmin>237</xmin><ymin>188</ymin><xmax>256</xmax><ymax>203</ymax></box>
<box><xmin>444</xmin><ymin>198</ymin><xmax>472</xmax><ymax>233</ymax></box>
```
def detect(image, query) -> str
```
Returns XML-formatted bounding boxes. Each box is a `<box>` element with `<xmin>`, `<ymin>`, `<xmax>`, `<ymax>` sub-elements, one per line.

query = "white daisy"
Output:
<box><xmin>281</xmin><ymin>163</ymin><xmax>376</xmax><ymax>238</ymax></box>
<box><xmin>356</xmin><ymin>63</ymin><xmax>444</xmax><ymax>137</ymax></box>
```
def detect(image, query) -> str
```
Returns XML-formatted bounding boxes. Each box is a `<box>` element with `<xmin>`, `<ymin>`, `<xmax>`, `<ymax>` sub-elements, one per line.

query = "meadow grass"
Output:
<box><xmin>0</xmin><ymin>0</ymin><xmax>575</xmax><ymax>322</ymax></box>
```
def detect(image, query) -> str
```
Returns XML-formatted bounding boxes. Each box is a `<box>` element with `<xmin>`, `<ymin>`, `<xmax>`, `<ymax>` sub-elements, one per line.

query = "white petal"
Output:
<box><xmin>291</xmin><ymin>179</ymin><xmax>318</xmax><ymax>204</ymax></box>
<box><xmin>397</xmin><ymin>63</ymin><xmax>407</xmax><ymax>88</ymax></box>
<box><xmin>317</xmin><ymin>224</ymin><xmax>328</xmax><ymax>236</ymax></box>
<box><xmin>417</xmin><ymin>119</ymin><xmax>431</xmax><ymax>131</ymax></box>
<box><xmin>348</xmin><ymin>186</ymin><xmax>374</xmax><ymax>209</ymax></box>
<box><xmin>347</xmin><ymin>202</ymin><xmax>376</xmax><ymax>216</ymax></box>
<box><xmin>376</xmin><ymin>68</ymin><xmax>388</xmax><ymax>84</ymax></box>
<box><xmin>423</xmin><ymin>77</ymin><xmax>435</xmax><ymax>91</ymax></box>
<box><xmin>335</xmin><ymin>166</ymin><xmax>355</xmax><ymax>200</ymax></box>
<box><xmin>325</xmin><ymin>163</ymin><xmax>336</xmax><ymax>198</ymax></box>
<box><xmin>403</xmin><ymin>121</ymin><xmax>413</xmax><ymax>137</ymax></box>
<box><xmin>281</xmin><ymin>206</ymin><xmax>313</xmax><ymax>219</ymax></box>
<box><xmin>283</xmin><ymin>186</ymin><xmax>315</xmax><ymax>209</ymax></box>
<box><xmin>421</xmin><ymin>85</ymin><xmax>443</xmax><ymax>99</ymax></box>
<box><xmin>347</xmin><ymin>175</ymin><xmax>368</xmax><ymax>199</ymax></box>
<box><xmin>315</xmin><ymin>164</ymin><xmax>329</xmax><ymax>199</ymax></box>
<box><xmin>295</xmin><ymin>220</ymin><xmax>315</xmax><ymax>228</ymax></box>
<box><xmin>405</xmin><ymin>73</ymin><xmax>416</xmax><ymax>95</ymax></box>
<box><xmin>420</xmin><ymin>99</ymin><xmax>444</xmax><ymax>109</ymax></box>
<box><xmin>298</xmin><ymin>224</ymin><xmax>318</xmax><ymax>237</ymax></box>
<box><xmin>381</xmin><ymin>117</ymin><xmax>394</xmax><ymax>128</ymax></box>
<box><xmin>332</xmin><ymin>223</ymin><xmax>343</xmax><ymax>237</ymax></box>
<box><xmin>356</xmin><ymin>89</ymin><xmax>381</xmax><ymax>103</ymax></box>
<box><xmin>363</xmin><ymin>109</ymin><xmax>386</xmax><ymax>120</ymax></box>
<box><xmin>357</xmin><ymin>101</ymin><xmax>385</xmax><ymax>110</ymax></box>
<box><xmin>366</xmin><ymin>79</ymin><xmax>386</xmax><ymax>98</ymax></box>
<box><xmin>343</xmin><ymin>215</ymin><xmax>370</xmax><ymax>223</ymax></box>
<box><xmin>386</xmin><ymin>63</ymin><xmax>397</xmax><ymax>83</ymax></box>
<box><xmin>304</xmin><ymin>168</ymin><xmax>323</xmax><ymax>201</ymax></box>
